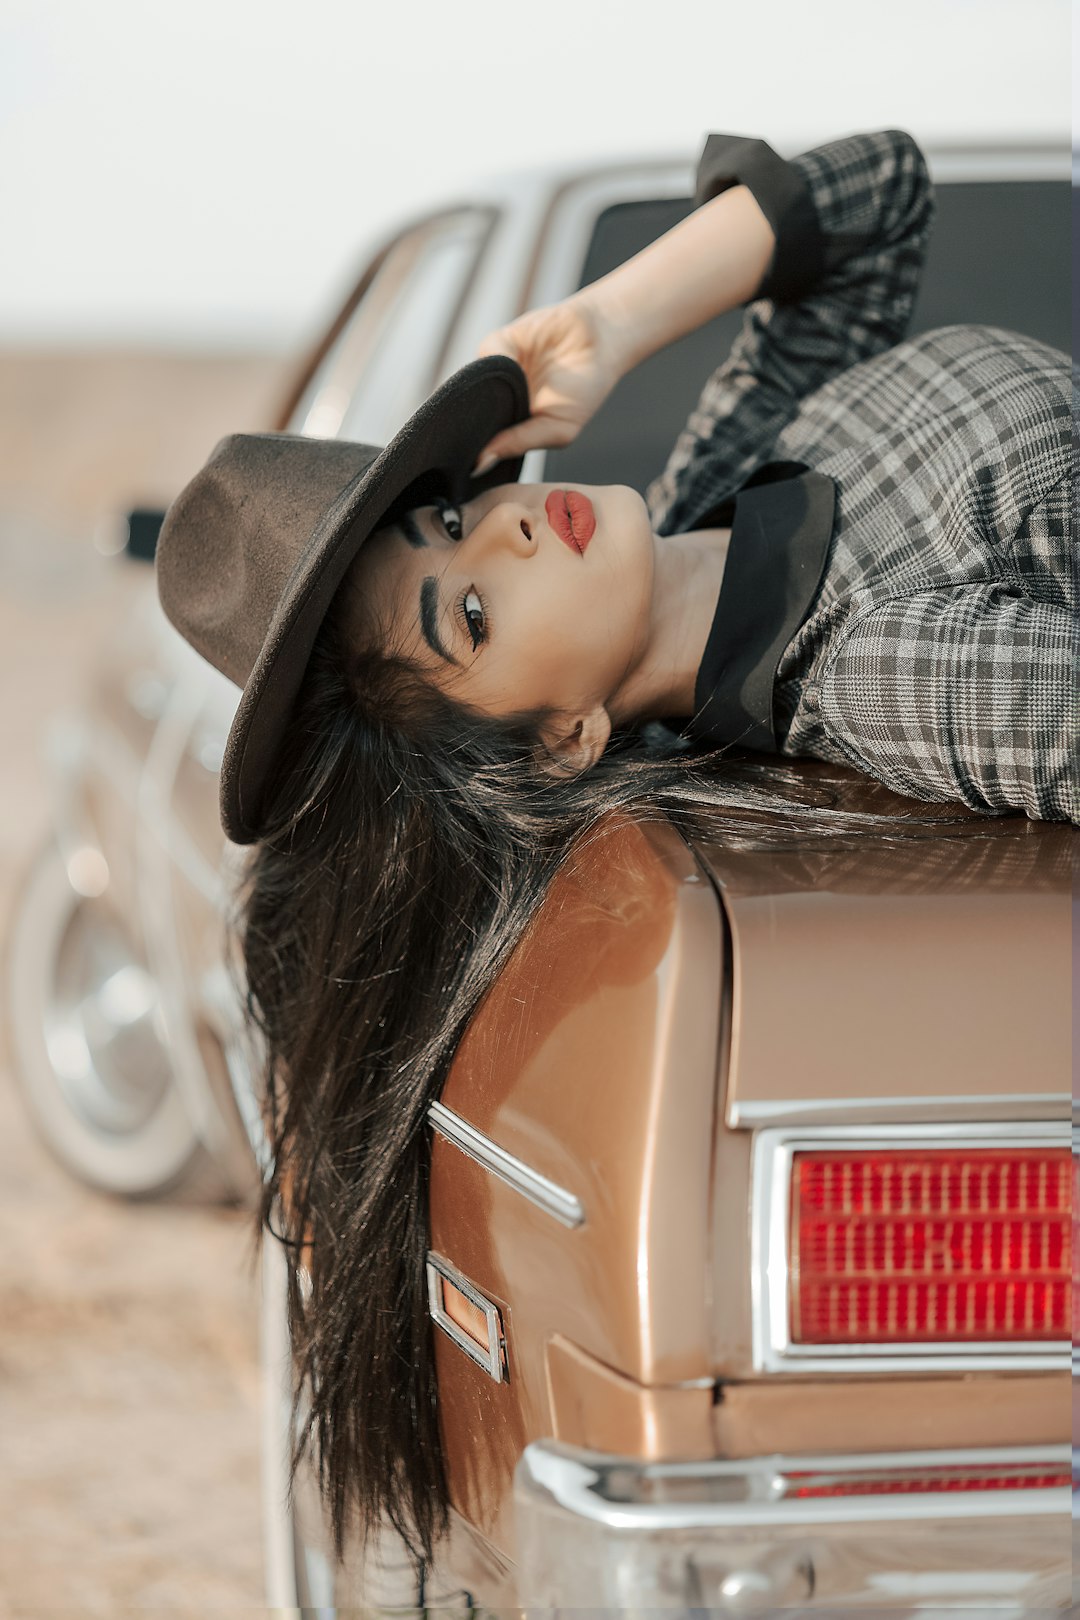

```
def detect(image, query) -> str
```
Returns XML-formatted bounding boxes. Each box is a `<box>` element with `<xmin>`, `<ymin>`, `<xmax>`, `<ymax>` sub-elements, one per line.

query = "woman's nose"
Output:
<box><xmin>469</xmin><ymin>504</ymin><xmax>534</xmax><ymax>559</ymax></box>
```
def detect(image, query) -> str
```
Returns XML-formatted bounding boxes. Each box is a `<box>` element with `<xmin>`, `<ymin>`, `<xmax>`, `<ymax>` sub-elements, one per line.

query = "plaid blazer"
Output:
<box><xmin>646</xmin><ymin>128</ymin><xmax>1077</xmax><ymax>823</ymax></box>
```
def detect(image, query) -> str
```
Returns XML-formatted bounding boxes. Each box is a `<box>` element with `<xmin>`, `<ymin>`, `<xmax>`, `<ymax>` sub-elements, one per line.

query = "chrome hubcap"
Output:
<box><xmin>45</xmin><ymin>901</ymin><xmax>171</xmax><ymax>1134</ymax></box>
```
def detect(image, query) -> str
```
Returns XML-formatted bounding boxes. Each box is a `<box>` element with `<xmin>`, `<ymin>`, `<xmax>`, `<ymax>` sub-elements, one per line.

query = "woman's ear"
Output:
<box><xmin>536</xmin><ymin>705</ymin><xmax>612</xmax><ymax>778</ymax></box>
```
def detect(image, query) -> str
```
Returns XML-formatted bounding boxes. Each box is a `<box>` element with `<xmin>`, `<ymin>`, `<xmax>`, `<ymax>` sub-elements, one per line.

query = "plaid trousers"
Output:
<box><xmin>646</xmin><ymin>128</ymin><xmax>1077</xmax><ymax>823</ymax></box>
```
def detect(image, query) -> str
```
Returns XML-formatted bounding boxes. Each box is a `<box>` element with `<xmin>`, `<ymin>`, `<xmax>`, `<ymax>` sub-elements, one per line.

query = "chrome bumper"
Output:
<box><xmin>513</xmin><ymin>1439</ymin><xmax>1071</xmax><ymax>1611</ymax></box>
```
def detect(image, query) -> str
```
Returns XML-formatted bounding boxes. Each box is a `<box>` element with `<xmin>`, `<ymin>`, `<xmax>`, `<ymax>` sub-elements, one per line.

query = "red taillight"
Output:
<box><xmin>783</xmin><ymin>1468</ymin><xmax>1071</xmax><ymax>1498</ymax></box>
<box><xmin>790</xmin><ymin>1149</ymin><xmax>1071</xmax><ymax>1344</ymax></box>
<box><xmin>1073</xmin><ymin>1152</ymin><xmax>1079</xmax><ymax>1349</ymax></box>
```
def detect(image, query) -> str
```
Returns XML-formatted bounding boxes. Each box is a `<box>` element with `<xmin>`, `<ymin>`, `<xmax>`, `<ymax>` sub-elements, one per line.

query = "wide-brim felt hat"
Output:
<box><xmin>155</xmin><ymin>355</ymin><xmax>530</xmax><ymax>845</ymax></box>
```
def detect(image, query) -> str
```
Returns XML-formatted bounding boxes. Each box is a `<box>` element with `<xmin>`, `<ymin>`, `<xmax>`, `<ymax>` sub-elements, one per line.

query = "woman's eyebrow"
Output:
<box><xmin>418</xmin><ymin>575</ymin><xmax>460</xmax><ymax>667</ymax></box>
<box><xmin>400</xmin><ymin>510</ymin><xmax>430</xmax><ymax>549</ymax></box>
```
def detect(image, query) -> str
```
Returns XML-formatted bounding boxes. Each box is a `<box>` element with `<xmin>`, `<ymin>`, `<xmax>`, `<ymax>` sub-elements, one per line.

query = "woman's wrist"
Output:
<box><xmin>578</xmin><ymin>182</ymin><xmax>777</xmax><ymax>376</ymax></box>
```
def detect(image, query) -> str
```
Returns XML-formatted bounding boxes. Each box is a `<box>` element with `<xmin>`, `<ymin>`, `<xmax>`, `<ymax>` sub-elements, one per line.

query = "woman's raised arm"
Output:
<box><xmin>470</xmin><ymin>181</ymin><xmax>776</xmax><ymax>475</ymax></box>
<box><xmin>472</xmin><ymin>129</ymin><xmax>935</xmax><ymax>522</ymax></box>
<box><xmin>581</xmin><ymin>180</ymin><xmax>777</xmax><ymax>375</ymax></box>
<box><xmin>646</xmin><ymin>127</ymin><xmax>935</xmax><ymax>533</ymax></box>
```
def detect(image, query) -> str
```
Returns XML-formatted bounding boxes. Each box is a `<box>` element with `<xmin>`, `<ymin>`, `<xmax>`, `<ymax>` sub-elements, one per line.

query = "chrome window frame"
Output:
<box><xmin>751</xmin><ymin>1120</ymin><xmax>1070</xmax><ymax>1375</ymax></box>
<box><xmin>288</xmin><ymin>205</ymin><xmax>495</xmax><ymax>443</ymax></box>
<box><xmin>519</xmin><ymin>159</ymin><xmax>694</xmax><ymax>316</ymax></box>
<box><xmin>519</xmin><ymin>142</ymin><xmax>1068</xmax><ymax>325</ymax></box>
<box><xmin>505</xmin><ymin>141</ymin><xmax>1070</xmax><ymax>496</ymax></box>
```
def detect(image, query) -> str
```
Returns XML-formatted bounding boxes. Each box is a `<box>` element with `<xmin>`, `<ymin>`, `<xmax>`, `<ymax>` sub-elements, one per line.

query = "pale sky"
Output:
<box><xmin>1</xmin><ymin>0</ymin><xmax>1071</xmax><ymax>349</ymax></box>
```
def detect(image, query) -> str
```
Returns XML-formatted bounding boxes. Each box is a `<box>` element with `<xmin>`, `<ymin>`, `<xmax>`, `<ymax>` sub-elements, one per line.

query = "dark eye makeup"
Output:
<box><xmin>434</xmin><ymin>496</ymin><xmax>464</xmax><ymax>542</ymax></box>
<box><xmin>457</xmin><ymin>583</ymin><xmax>488</xmax><ymax>650</ymax></box>
<box><xmin>432</xmin><ymin>500</ymin><xmax>488</xmax><ymax>650</ymax></box>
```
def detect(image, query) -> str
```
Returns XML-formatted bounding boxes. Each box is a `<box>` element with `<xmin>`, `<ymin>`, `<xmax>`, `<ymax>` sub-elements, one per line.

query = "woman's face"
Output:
<box><xmin>340</xmin><ymin>480</ymin><xmax>657</xmax><ymax>736</ymax></box>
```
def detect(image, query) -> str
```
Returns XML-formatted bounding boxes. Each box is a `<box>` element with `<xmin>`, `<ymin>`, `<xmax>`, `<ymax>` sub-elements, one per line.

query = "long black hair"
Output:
<box><xmin>228</xmin><ymin>548</ymin><xmax>972</xmax><ymax>1580</ymax></box>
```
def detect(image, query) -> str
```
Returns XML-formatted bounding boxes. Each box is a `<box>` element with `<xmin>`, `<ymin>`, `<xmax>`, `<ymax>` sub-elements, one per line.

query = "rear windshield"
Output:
<box><xmin>542</xmin><ymin>178</ymin><xmax>1071</xmax><ymax>498</ymax></box>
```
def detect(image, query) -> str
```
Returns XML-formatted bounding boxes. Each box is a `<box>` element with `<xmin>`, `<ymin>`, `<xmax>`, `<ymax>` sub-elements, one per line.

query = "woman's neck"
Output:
<box><xmin>609</xmin><ymin>524</ymin><xmax>731</xmax><ymax>725</ymax></box>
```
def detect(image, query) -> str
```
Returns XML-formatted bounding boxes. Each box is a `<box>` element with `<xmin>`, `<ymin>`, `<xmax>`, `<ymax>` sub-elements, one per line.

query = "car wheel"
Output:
<box><xmin>5</xmin><ymin>836</ymin><xmax>224</xmax><ymax>1200</ymax></box>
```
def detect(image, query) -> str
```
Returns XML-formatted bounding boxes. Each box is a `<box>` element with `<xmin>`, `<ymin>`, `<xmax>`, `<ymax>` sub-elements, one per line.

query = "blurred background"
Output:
<box><xmin>0</xmin><ymin>0</ymin><xmax>1071</xmax><ymax>1609</ymax></box>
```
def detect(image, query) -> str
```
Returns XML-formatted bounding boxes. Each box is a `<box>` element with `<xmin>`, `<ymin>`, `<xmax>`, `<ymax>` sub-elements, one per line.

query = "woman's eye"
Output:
<box><xmin>458</xmin><ymin>586</ymin><xmax>487</xmax><ymax>650</ymax></box>
<box><xmin>436</xmin><ymin>499</ymin><xmax>464</xmax><ymax>542</ymax></box>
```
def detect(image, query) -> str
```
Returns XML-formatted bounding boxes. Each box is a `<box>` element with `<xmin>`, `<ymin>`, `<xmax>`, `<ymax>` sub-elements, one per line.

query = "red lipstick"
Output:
<box><xmin>545</xmin><ymin>489</ymin><xmax>596</xmax><ymax>556</ymax></box>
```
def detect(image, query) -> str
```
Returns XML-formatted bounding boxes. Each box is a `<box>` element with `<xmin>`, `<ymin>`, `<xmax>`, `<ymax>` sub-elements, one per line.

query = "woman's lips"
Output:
<box><xmin>545</xmin><ymin>489</ymin><xmax>596</xmax><ymax>556</ymax></box>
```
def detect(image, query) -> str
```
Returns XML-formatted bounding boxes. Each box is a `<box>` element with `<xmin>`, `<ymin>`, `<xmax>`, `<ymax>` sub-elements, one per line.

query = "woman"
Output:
<box><xmin>155</xmin><ymin>125</ymin><xmax>1077</xmax><ymax>1579</ymax></box>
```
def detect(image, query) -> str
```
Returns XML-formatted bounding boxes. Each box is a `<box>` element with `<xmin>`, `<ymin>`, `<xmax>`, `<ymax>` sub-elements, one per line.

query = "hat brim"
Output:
<box><xmin>220</xmin><ymin>354</ymin><xmax>530</xmax><ymax>843</ymax></box>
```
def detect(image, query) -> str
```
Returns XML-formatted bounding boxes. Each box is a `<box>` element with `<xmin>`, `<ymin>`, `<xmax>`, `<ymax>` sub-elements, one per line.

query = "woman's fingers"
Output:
<box><xmin>475</xmin><ymin>326</ymin><xmax>522</xmax><ymax>362</ymax></box>
<box><xmin>470</xmin><ymin>296</ymin><xmax>622</xmax><ymax>476</ymax></box>
<box><xmin>471</xmin><ymin>415</ymin><xmax>579</xmax><ymax>478</ymax></box>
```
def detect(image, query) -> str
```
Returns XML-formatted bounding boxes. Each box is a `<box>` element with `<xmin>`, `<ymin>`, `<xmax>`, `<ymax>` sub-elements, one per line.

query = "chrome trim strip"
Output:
<box><xmin>517</xmin><ymin>1441</ymin><xmax>1070</xmax><ymax>1531</ymax></box>
<box><xmin>926</xmin><ymin>143</ymin><xmax>1069</xmax><ymax>183</ymax></box>
<box><xmin>751</xmin><ymin>1122</ymin><xmax>1070</xmax><ymax>1376</ymax></box>
<box><xmin>731</xmin><ymin>1092</ymin><xmax>1068</xmax><ymax>1126</ymax></box>
<box><xmin>427</xmin><ymin>1100</ymin><xmax>585</xmax><ymax>1228</ymax></box>
<box><xmin>426</xmin><ymin>1251</ymin><xmax>506</xmax><ymax>1383</ymax></box>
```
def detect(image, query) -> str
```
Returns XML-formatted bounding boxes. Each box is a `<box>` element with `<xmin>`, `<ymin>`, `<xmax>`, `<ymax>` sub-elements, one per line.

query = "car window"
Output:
<box><xmin>288</xmin><ymin>209</ymin><xmax>492</xmax><ymax>445</ymax></box>
<box><xmin>912</xmin><ymin>179</ymin><xmax>1070</xmax><ymax>352</ymax></box>
<box><xmin>542</xmin><ymin>177</ymin><xmax>1071</xmax><ymax>499</ymax></box>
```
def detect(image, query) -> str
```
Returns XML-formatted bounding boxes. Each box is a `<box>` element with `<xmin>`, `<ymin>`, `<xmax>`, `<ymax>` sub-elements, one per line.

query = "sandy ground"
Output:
<box><xmin>0</xmin><ymin>348</ymin><xmax>290</xmax><ymax>1616</ymax></box>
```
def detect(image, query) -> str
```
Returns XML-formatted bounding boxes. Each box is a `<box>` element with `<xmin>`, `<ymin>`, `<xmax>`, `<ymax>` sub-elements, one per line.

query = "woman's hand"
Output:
<box><xmin>469</xmin><ymin>291</ymin><xmax>627</xmax><ymax>476</ymax></box>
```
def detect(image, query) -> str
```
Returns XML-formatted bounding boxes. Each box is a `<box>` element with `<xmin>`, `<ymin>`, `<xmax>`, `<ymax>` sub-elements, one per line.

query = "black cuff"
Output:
<box><xmin>694</xmin><ymin>132</ymin><xmax>824</xmax><ymax>305</ymax></box>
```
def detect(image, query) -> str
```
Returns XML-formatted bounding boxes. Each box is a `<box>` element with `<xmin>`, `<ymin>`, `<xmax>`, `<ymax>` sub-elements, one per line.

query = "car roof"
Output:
<box><xmin>458</xmin><ymin>131</ymin><xmax>1069</xmax><ymax>210</ymax></box>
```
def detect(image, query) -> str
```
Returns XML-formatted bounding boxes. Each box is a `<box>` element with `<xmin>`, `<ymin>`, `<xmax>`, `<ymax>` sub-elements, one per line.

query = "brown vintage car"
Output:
<box><xmin>7</xmin><ymin>130</ymin><xmax>1074</xmax><ymax>1610</ymax></box>
<box><xmin>400</xmin><ymin>785</ymin><xmax>1074</xmax><ymax>1607</ymax></box>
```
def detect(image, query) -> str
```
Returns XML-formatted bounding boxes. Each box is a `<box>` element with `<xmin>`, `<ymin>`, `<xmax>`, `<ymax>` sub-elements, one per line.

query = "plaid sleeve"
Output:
<box><xmin>646</xmin><ymin>127</ymin><xmax>936</xmax><ymax>535</ymax></box>
<box><xmin>813</xmin><ymin>586</ymin><xmax>1080</xmax><ymax>823</ymax></box>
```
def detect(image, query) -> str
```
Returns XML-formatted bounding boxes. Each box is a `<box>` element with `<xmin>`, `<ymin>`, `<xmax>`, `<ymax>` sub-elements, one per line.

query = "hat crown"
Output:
<box><xmin>156</xmin><ymin>432</ymin><xmax>378</xmax><ymax>685</ymax></box>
